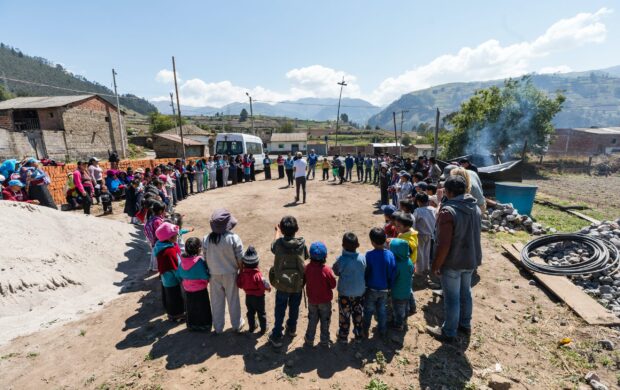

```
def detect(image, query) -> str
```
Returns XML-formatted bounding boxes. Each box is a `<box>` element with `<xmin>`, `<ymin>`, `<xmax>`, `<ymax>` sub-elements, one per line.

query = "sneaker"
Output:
<box><xmin>269</xmin><ymin>336</ymin><xmax>283</xmax><ymax>348</ymax></box>
<box><xmin>426</xmin><ymin>325</ymin><xmax>456</xmax><ymax>343</ymax></box>
<box><xmin>235</xmin><ymin>320</ymin><xmax>246</xmax><ymax>333</ymax></box>
<box><xmin>319</xmin><ymin>340</ymin><xmax>332</xmax><ymax>347</ymax></box>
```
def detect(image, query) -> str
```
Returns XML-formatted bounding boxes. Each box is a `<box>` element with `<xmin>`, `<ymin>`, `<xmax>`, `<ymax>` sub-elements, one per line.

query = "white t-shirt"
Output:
<box><xmin>293</xmin><ymin>158</ymin><xmax>307</xmax><ymax>178</ymax></box>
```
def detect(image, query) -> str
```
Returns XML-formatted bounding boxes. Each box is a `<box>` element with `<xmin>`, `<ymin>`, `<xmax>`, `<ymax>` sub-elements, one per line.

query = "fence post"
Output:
<box><xmin>587</xmin><ymin>156</ymin><xmax>592</xmax><ymax>176</ymax></box>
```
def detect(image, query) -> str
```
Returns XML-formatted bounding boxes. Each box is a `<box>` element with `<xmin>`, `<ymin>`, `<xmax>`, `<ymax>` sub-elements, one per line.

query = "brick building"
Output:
<box><xmin>0</xmin><ymin>95</ymin><xmax>126</xmax><ymax>161</ymax></box>
<box><xmin>153</xmin><ymin>133</ymin><xmax>208</xmax><ymax>158</ymax></box>
<box><xmin>547</xmin><ymin>127</ymin><xmax>620</xmax><ymax>156</ymax></box>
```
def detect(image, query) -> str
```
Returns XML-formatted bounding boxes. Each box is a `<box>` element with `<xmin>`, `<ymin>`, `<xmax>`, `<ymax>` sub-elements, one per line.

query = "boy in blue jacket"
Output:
<box><xmin>388</xmin><ymin>238</ymin><xmax>414</xmax><ymax>331</ymax></box>
<box><xmin>333</xmin><ymin>232</ymin><xmax>367</xmax><ymax>343</ymax></box>
<box><xmin>363</xmin><ymin>227</ymin><xmax>397</xmax><ymax>338</ymax></box>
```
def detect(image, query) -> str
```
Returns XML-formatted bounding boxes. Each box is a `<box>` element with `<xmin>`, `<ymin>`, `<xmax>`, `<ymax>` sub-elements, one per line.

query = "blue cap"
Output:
<box><xmin>417</xmin><ymin>182</ymin><xmax>428</xmax><ymax>190</ymax></box>
<box><xmin>309</xmin><ymin>241</ymin><xmax>328</xmax><ymax>261</ymax></box>
<box><xmin>381</xmin><ymin>204</ymin><xmax>397</xmax><ymax>216</ymax></box>
<box><xmin>8</xmin><ymin>179</ymin><xmax>24</xmax><ymax>187</ymax></box>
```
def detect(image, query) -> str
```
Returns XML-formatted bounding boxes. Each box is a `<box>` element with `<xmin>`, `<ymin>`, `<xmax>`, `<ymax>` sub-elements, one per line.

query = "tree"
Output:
<box><xmin>279</xmin><ymin>121</ymin><xmax>294</xmax><ymax>133</ymax></box>
<box><xmin>0</xmin><ymin>85</ymin><xmax>14</xmax><ymax>101</ymax></box>
<box><xmin>374</xmin><ymin>125</ymin><xmax>380</xmax><ymax>130</ymax></box>
<box><xmin>442</xmin><ymin>76</ymin><xmax>565</xmax><ymax>159</ymax></box>
<box><xmin>340</xmin><ymin>113</ymin><xmax>349</xmax><ymax>123</ymax></box>
<box><xmin>148</xmin><ymin>112</ymin><xmax>184</xmax><ymax>133</ymax></box>
<box><xmin>239</xmin><ymin>108</ymin><xmax>248</xmax><ymax>122</ymax></box>
<box><xmin>365</xmin><ymin>124</ymin><xmax>371</xmax><ymax>130</ymax></box>
<box><xmin>401</xmin><ymin>133</ymin><xmax>412</xmax><ymax>146</ymax></box>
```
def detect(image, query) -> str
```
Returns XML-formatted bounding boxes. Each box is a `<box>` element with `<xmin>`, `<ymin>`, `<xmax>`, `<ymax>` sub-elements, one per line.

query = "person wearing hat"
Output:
<box><xmin>293</xmin><ymin>151</ymin><xmax>307</xmax><ymax>204</ymax></box>
<box><xmin>426</xmin><ymin>175</ymin><xmax>481</xmax><ymax>343</ymax></box>
<box><xmin>237</xmin><ymin>246</ymin><xmax>271</xmax><ymax>334</ymax></box>
<box><xmin>178</xmin><ymin>237</ymin><xmax>212</xmax><ymax>332</ymax></box>
<box><xmin>153</xmin><ymin>222</ymin><xmax>185</xmax><ymax>321</ymax></box>
<box><xmin>1</xmin><ymin>179</ymin><xmax>37</xmax><ymax>203</ymax></box>
<box><xmin>381</xmin><ymin>204</ymin><xmax>398</xmax><ymax>238</ymax></box>
<box><xmin>303</xmin><ymin>241</ymin><xmax>336</xmax><ymax>347</ymax></box>
<box><xmin>203</xmin><ymin>209</ymin><xmax>245</xmax><ymax>333</ymax></box>
<box><xmin>395</xmin><ymin>171</ymin><xmax>413</xmax><ymax>208</ymax></box>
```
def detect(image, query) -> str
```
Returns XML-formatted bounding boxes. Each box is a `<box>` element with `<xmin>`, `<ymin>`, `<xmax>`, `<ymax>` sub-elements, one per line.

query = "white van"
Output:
<box><xmin>214</xmin><ymin>133</ymin><xmax>266</xmax><ymax>170</ymax></box>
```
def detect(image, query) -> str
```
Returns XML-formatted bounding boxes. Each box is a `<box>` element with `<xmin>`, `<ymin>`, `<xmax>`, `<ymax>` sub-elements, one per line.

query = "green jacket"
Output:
<box><xmin>389</xmin><ymin>238</ymin><xmax>414</xmax><ymax>300</ymax></box>
<box><xmin>269</xmin><ymin>236</ymin><xmax>309</xmax><ymax>293</ymax></box>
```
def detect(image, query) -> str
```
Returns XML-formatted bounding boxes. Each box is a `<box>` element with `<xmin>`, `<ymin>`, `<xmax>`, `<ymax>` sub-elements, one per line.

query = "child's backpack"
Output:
<box><xmin>269</xmin><ymin>240</ymin><xmax>305</xmax><ymax>293</ymax></box>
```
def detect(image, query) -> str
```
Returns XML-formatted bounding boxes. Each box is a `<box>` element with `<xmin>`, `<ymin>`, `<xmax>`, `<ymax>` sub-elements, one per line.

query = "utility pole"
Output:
<box><xmin>246</xmin><ymin>92</ymin><xmax>255</xmax><ymax>135</ymax></box>
<box><xmin>392</xmin><ymin>112</ymin><xmax>398</xmax><ymax>156</ymax></box>
<box><xmin>111</xmin><ymin>69</ymin><xmax>127</xmax><ymax>159</ymax></box>
<box><xmin>433</xmin><ymin>108</ymin><xmax>440</xmax><ymax>157</ymax></box>
<box><xmin>172</xmin><ymin>56</ymin><xmax>186</xmax><ymax>160</ymax></box>
<box><xmin>169</xmin><ymin>92</ymin><xmax>178</xmax><ymax>135</ymax></box>
<box><xmin>399</xmin><ymin>110</ymin><xmax>409</xmax><ymax>156</ymax></box>
<box><xmin>335</xmin><ymin>77</ymin><xmax>347</xmax><ymax>147</ymax></box>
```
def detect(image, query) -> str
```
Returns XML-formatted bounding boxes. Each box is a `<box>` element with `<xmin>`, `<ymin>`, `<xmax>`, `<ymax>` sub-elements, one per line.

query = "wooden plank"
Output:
<box><xmin>502</xmin><ymin>243</ymin><xmax>620</xmax><ymax>326</ymax></box>
<box><xmin>566</xmin><ymin>210</ymin><xmax>600</xmax><ymax>225</ymax></box>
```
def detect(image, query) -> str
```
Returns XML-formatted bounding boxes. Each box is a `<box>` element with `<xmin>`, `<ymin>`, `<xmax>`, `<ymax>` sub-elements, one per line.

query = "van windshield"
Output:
<box><xmin>216</xmin><ymin>140</ymin><xmax>243</xmax><ymax>155</ymax></box>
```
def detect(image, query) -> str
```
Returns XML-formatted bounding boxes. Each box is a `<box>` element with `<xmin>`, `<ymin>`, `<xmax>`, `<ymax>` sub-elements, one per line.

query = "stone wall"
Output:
<box><xmin>548</xmin><ymin>129</ymin><xmax>620</xmax><ymax>156</ymax></box>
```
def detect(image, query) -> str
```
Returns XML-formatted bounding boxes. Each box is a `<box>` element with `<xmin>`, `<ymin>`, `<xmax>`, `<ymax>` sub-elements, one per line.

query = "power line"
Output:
<box><xmin>2</xmin><ymin>76</ymin><xmax>147</xmax><ymax>100</ymax></box>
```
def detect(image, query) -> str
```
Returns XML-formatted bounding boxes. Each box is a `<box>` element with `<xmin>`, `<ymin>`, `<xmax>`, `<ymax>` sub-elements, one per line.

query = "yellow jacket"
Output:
<box><xmin>398</xmin><ymin>229</ymin><xmax>419</xmax><ymax>263</ymax></box>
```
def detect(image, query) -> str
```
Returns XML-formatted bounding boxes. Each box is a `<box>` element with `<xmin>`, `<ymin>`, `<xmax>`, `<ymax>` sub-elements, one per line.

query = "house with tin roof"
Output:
<box><xmin>268</xmin><ymin>132</ymin><xmax>308</xmax><ymax>153</ymax></box>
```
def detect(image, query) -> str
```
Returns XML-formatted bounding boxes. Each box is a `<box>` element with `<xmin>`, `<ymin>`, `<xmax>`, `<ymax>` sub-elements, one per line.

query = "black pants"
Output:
<box><xmin>295</xmin><ymin>176</ymin><xmax>306</xmax><ymax>202</ymax></box>
<box><xmin>250</xmin><ymin>165</ymin><xmax>256</xmax><ymax>181</ymax></box>
<box><xmin>338</xmin><ymin>166</ymin><xmax>345</xmax><ymax>184</ymax></box>
<box><xmin>216</xmin><ymin>170</ymin><xmax>223</xmax><ymax>188</ymax></box>
<box><xmin>188</xmin><ymin>175</ymin><xmax>194</xmax><ymax>194</ymax></box>
<box><xmin>186</xmin><ymin>288</ymin><xmax>213</xmax><ymax>331</ymax></box>
<box><xmin>286</xmin><ymin>169</ymin><xmax>294</xmax><ymax>186</ymax></box>
<box><xmin>246</xmin><ymin>295</ymin><xmax>267</xmax><ymax>332</ymax></box>
<box><xmin>181</xmin><ymin>176</ymin><xmax>188</xmax><ymax>198</ymax></box>
<box><xmin>237</xmin><ymin>167</ymin><xmax>243</xmax><ymax>183</ymax></box>
<box><xmin>102</xmin><ymin>200</ymin><xmax>113</xmax><ymax>214</ymax></box>
<box><xmin>322</xmin><ymin>168</ymin><xmax>329</xmax><ymax>180</ymax></box>
<box><xmin>94</xmin><ymin>180</ymin><xmax>102</xmax><ymax>204</ymax></box>
<box><xmin>357</xmin><ymin>166</ymin><xmax>364</xmax><ymax>181</ymax></box>
<box><xmin>278</xmin><ymin>165</ymin><xmax>285</xmax><ymax>179</ymax></box>
<box><xmin>82</xmin><ymin>193</ymin><xmax>92</xmax><ymax>215</ymax></box>
<box><xmin>380</xmin><ymin>185</ymin><xmax>389</xmax><ymax>205</ymax></box>
<box><xmin>265</xmin><ymin>167</ymin><xmax>271</xmax><ymax>180</ymax></box>
<box><xmin>175</xmin><ymin>177</ymin><xmax>183</xmax><ymax>201</ymax></box>
<box><xmin>364</xmin><ymin>168</ymin><xmax>372</xmax><ymax>182</ymax></box>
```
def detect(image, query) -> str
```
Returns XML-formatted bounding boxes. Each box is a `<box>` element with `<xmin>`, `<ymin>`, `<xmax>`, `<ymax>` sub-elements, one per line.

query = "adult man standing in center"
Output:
<box><xmin>293</xmin><ymin>152</ymin><xmax>307</xmax><ymax>203</ymax></box>
<box><xmin>306</xmin><ymin>149</ymin><xmax>318</xmax><ymax>180</ymax></box>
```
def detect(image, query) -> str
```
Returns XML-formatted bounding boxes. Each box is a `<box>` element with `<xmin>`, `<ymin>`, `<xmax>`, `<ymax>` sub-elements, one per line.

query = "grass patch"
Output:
<box><xmin>79</xmin><ymin>329</ymin><xmax>86</xmax><ymax>337</ymax></box>
<box><xmin>1</xmin><ymin>352</ymin><xmax>19</xmax><ymax>360</ymax></box>
<box><xmin>531</xmin><ymin>203</ymin><xmax>587</xmax><ymax>233</ymax></box>
<box><xmin>366</xmin><ymin>378</ymin><xmax>389</xmax><ymax>390</ymax></box>
<box><xmin>144</xmin><ymin>352</ymin><xmax>153</xmax><ymax>361</ymax></box>
<box><xmin>536</xmin><ymin>192</ymin><xmax>607</xmax><ymax>221</ymax></box>
<box><xmin>26</xmin><ymin>352</ymin><xmax>39</xmax><ymax>358</ymax></box>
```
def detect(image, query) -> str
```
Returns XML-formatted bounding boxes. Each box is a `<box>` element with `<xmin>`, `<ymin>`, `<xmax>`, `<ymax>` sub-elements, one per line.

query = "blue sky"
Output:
<box><xmin>1</xmin><ymin>0</ymin><xmax>618</xmax><ymax>107</ymax></box>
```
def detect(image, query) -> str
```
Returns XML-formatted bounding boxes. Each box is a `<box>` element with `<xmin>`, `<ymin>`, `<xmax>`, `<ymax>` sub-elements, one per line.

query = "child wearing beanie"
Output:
<box><xmin>237</xmin><ymin>246</ymin><xmax>271</xmax><ymax>334</ymax></box>
<box><xmin>304</xmin><ymin>242</ymin><xmax>336</xmax><ymax>347</ymax></box>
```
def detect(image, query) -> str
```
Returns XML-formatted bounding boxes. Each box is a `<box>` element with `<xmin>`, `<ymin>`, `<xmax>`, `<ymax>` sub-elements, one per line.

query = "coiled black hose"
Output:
<box><xmin>520</xmin><ymin>233</ymin><xmax>620</xmax><ymax>276</ymax></box>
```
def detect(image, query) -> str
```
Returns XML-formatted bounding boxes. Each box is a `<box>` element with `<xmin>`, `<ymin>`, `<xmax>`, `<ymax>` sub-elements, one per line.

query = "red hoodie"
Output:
<box><xmin>237</xmin><ymin>267</ymin><xmax>268</xmax><ymax>296</ymax></box>
<box><xmin>304</xmin><ymin>261</ymin><xmax>337</xmax><ymax>305</ymax></box>
<box><xmin>2</xmin><ymin>188</ymin><xmax>33</xmax><ymax>203</ymax></box>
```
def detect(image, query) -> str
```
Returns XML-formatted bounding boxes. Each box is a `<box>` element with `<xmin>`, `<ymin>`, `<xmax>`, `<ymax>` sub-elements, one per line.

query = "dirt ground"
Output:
<box><xmin>1</xmin><ymin>174</ymin><xmax>620</xmax><ymax>389</ymax></box>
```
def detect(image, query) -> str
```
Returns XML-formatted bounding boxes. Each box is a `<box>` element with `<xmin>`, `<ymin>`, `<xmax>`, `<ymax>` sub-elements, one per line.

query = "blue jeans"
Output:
<box><xmin>363</xmin><ymin>289</ymin><xmax>388</xmax><ymax>335</ymax></box>
<box><xmin>271</xmin><ymin>290</ymin><xmax>302</xmax><ymax>339</ymax></box>
<box><xmin>441</xmin><ymin>268</ymin><xmax>474</xmax><ymax>337</ymax></box>
<box><xmin>392</xmin><ymin>298</ymin><xmax>408</xmax><ymax>327</ymax></box>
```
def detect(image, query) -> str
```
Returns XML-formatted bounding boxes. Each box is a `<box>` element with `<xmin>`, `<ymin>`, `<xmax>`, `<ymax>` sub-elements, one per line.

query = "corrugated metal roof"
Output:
<box><xmin>558</xmin><ymin>127</ymin><xmax>620</xmax><ymax>135</ymax></box>
<box><xmin>155</xmin><ymin>133</ymin><xmax>206</xmax><ymax>146</ymax></box>
<box><xmin>270</xmin><ymin>132</ymin><xmax>308</xmax><ymax>142</ymax></box>
<box><xmin>0</xmin><ymin>95</ymin><xmax>97</xmax><ymax>110</ymax></box>
<box><xmin>371</xmin><ymin>143</ymin><xmax>398</xmax><ymax>147</ymax></box>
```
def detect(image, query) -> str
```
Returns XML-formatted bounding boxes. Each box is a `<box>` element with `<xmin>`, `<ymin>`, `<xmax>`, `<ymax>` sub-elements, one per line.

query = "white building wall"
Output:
<box><xmin>267</xmin><ymin>141</ymin><xmax>307</xmax><ymax>152</ymax></box>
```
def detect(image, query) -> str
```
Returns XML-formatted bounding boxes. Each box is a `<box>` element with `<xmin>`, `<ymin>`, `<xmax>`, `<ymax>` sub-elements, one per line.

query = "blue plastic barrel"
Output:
<box><xmin>494</xmin><ymin>182</ymin><xmax>538</xmax><ymax>215</ymax></box>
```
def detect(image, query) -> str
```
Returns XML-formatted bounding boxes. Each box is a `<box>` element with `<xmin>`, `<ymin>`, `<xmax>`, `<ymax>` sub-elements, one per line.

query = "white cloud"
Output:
<box><xmin>369</xmin><ymin>7</ymin><xmax>611</xmax><ymax>104</ymax></box>
<box><xmin>538</xmin><ymin>65</ymin><xmax>572</xmax><ymax>74</ymax></box>
<box><xmin>150</xmin><ymin>8</ymin><xmax>611</xmax><ymax>108</ymax></box>
<box><xmin>155</xmin><ymin>69</ymin><xmax>178</xmax><ymax>84</ymax></box>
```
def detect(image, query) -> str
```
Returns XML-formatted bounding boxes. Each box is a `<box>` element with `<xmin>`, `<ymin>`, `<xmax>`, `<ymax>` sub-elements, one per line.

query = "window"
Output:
<box><xmin>216</xmin><ymin>140</ymin><xmax>243</xmax><ymax>155</ymax></box>
<box><xmin>613</xmin><ymin>138</ymin><xmax>617</xmax><ymax>144</ymax></box>
<box><xmin>49</xmin><ymin>113</ymin><xmax>54</xmax><ymax>118</ymax></box>
<box><xmin>105</xmin><ymin>116</ymin><xmax>110</xmax><ymax>122</ymax></box>
<box><xmin>278</xmin><ymin>144</ymin><xmax>285</xmax><ymax>149</ymax></box>
<box><xmin>246</xmin><ymin>142</ymin><xmax>263</xmax><ymax>155</ymax></box>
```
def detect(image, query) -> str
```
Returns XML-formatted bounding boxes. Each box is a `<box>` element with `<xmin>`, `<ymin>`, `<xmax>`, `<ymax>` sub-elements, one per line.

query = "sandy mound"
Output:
<box><xmin>0</xmin><ymin>201</ymin><xmax>149</xmax><ymax>344</ymax></box>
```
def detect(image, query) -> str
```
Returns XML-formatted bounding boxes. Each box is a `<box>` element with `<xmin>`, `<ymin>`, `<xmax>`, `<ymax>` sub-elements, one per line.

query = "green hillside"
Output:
<box><xmin>368</xmin><ymin>70</ymin><xmax>620</xmax><ymax>129</ymax></box>
<box><xmin>0</xmin><ymin>43</ymin><xmax>157</xmax><ymax>115</ymax></box>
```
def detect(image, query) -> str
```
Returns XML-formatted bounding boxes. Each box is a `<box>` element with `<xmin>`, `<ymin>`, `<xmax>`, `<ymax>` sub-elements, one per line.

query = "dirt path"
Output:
<box><xmin>1</xmin><ymin>175</ymin><xmax>618</xmax><ymax>389</ymax></box>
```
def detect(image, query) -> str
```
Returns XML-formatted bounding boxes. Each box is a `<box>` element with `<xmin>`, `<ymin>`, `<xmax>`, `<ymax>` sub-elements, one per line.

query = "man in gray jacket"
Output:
<box><xmin>427</xmin><ymin>175</ymin><xmax>482</xmax><ymax>342</ymax></box>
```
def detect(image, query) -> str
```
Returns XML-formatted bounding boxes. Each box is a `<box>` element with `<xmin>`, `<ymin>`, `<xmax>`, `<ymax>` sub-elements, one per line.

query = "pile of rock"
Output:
<box><xmin>482</xmin><ymin>202</ymin><xmax>555</xmax><ymax>235</ymax></box>
<box><xmin>533</xmin><ymin>219</ymin><xmax>620</xmax><ymax>314</ymax></box>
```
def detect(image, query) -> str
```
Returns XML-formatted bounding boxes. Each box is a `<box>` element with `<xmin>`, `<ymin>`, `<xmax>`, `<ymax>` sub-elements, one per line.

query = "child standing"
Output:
<box><xmin>381</xmin><ymin>205</ymin><xmax>398</xmax><ymax>238</ymax></box>
<box><xmin>100</xmin><ymin>184</ymin><xmax>113</xmax><ymax>215</ymax></box>
<box><xmin>268</xmin><ymin>216</ymin><xmax>309</xmax><ymax>347</ymax></box>
<box><xmin>321</xmin><ymin>158</ymin><xmax>330</xmax><ymax>181</ymax></box>
<box><xmin>388</xmin><ymin>238</ymin><xmax>414</xmax><ymax>331</ymax></box>
<box><xmin>333</xmin><ymin>233</ymin><xmax>366</xmax><ymax>343</ymax></box>
<box><xmin>304</xmin><ymin>242</ymin><xmax>337</xmax><ymax>347</ymax></box>
<box><xmin>363</xmin><ymin>228</ymin><xmax>397</xmax><ymax>338</ymax></box>
<box><xmin>412</xmin><ymin>193</ymin><xmax>437</xmax><ymax>276</ymax></box>
<box><xmin>145</xmin><ymin>201</ymin><xmax>166</xmax><ymax>272</ymax></box>
<box><xmin>154</xmin><ymin>222</ymin><xmax>185</xmax><ymax>321</ymax></box>
<box><xmin>237</xmin><ymin>246</ymin><xmax>271</xmax><ymax>334</ymax></box>
<box><xmin>178</xmin><ymin>237</ymin><xmax>212</xmax><ymax>331</ymax></box>
<box><xmin>393</xmin><ymin>211</ymin><xmax>419</xmax><ymax>314</ymax></box>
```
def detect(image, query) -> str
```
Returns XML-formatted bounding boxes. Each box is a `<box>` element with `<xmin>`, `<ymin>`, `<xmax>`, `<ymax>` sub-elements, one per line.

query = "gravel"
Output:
<box><xmin>482</xmin><ymin>202</ymin><xmax>550</xmax><ymax>235</ymax></box>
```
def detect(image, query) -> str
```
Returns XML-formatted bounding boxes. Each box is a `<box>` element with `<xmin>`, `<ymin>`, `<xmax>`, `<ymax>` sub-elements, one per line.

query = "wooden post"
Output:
<box><xmin>433</xmin><ymin>108</ymin><xmax>440</xmax><ymax>157</ymax></box>
<box><xmin>521</xmin><ymin>140</ymin><xmax>528</xmax><ymax>161</ymax></box>
<box><xmin>588</xmin><ymin>156</ymin><xmax>593</xmax><ymax>176</ymax></box>
<box><xmin>172</xmin><ymin>56</ymin><xmax>186</xmax><ymax>160</ymax></box>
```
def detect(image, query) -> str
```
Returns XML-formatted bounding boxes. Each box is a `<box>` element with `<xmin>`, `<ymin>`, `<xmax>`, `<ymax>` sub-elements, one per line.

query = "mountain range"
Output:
<box><xmin>152</xmin><ymin>97</ymin><xmax>382</xmax><ymax>124</ymax></box>
<box><xmin>367</xmin><ymin>66</ymin><xmax>620</xmax><ymax>130</ymax></box>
